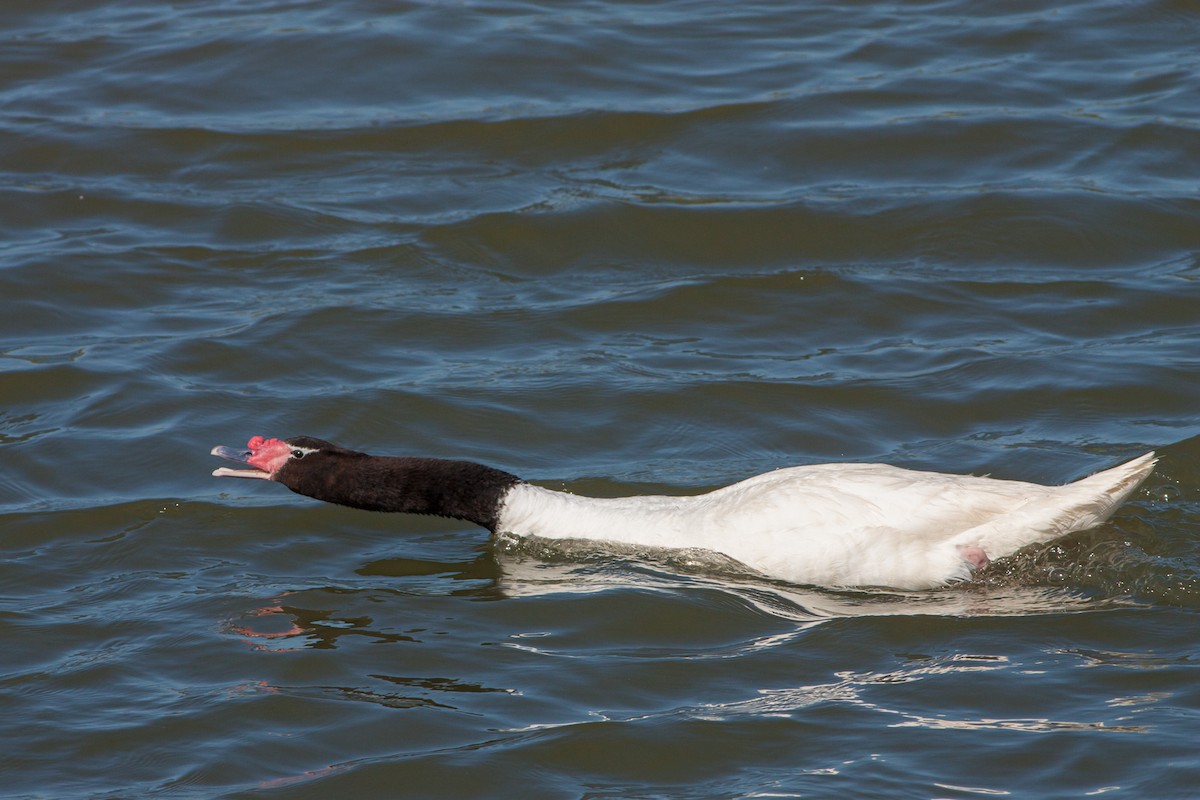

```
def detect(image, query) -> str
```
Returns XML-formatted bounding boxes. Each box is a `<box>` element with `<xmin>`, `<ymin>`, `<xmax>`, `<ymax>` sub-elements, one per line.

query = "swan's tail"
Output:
<box><xmin>951</xmin><ymin>451</ymin><xmax>1157</xmax><ymax>561</ymax></box>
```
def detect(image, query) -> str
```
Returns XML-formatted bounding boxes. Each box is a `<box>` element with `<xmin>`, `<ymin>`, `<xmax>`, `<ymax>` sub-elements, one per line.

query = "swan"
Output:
<box><xmin>210</xmin><ymin>435</ymin><xmax>1156</xmax><ymax>590</ymax></box>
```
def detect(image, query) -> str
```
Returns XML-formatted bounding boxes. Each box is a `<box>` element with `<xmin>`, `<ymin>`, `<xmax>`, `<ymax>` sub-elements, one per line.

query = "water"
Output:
<box><xmin>4</xmin><ymin>0</ymin><xmax>1200</xmax><ymax>797</ymax></box>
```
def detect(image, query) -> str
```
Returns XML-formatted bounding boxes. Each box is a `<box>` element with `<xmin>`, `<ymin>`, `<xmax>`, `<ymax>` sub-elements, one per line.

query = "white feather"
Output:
<box><xmin>495</xmin><ymin>453</ymin><xmax>1157</xmax><ymax>590</ymax></box>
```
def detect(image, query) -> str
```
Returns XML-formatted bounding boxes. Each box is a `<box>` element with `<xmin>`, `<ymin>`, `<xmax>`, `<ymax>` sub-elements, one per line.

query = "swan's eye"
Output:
<box><xmin>291</xmin><ymin>449</ymin><xmax>305</xmax><ymax>459</ymax></box>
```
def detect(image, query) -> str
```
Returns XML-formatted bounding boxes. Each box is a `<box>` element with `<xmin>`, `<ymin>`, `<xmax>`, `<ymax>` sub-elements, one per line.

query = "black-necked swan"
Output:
<box><xmin>210</xmin><ymin>436</ymin><xmax>1156</xmax><ymax>590</ymax></box>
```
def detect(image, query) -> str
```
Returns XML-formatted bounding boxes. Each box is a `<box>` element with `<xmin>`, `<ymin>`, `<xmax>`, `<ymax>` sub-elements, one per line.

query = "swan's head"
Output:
<box><xmin>210</xmin><ymin>435</ymin><xmax>340</xmax><ymax>481</ymax></box>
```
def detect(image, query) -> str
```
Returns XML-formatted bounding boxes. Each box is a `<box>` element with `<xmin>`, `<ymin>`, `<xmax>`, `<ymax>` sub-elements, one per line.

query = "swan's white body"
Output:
<box><xmin>497</xmin><ymin>453</ymin><xmax>1157</xmax><ymax>589</ymax></box>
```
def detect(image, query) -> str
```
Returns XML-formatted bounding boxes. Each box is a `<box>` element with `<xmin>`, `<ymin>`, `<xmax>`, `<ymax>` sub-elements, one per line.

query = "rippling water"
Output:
<box><xmin>4</xmin><ymin>1</ymin><xmax>1200</xmax><ymax>797</ymax></box>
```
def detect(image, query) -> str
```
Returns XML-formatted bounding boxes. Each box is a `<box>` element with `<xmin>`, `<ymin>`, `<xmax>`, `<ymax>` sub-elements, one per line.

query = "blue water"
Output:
<box><xmin>4</xmin><ymin>1</ymin><xmax>1200</xmax><ymax>797</ymax></box>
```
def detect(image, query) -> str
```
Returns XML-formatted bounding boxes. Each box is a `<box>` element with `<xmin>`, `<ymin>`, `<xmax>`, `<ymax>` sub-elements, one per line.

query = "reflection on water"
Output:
<box><xmin>236</xmin><ymin>534</ymin><xmax>1159</xmax><ymax>662</ymax></box>
<box><xmin>488</xmin><ymin>529</ymin><xmax>1154</xmax><ymax>618</ymax></box>
<box><xmin>228</xmin><ymin>593</ymin><xmax>421</xmax><ymax>651</ymax></box>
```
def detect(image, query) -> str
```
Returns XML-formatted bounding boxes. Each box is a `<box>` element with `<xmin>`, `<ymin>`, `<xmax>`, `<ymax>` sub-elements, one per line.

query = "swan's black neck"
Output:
<box><xmin>276</xmin><ymin>451</ymin><xmax>522</xmax><ymax>532</ymax></box>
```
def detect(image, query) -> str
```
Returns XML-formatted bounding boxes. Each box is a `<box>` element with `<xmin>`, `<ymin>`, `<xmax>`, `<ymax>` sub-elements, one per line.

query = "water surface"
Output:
<box><xmin>3</xmin><ymin>1</ymin><xmax>1200</xmax><ymax>797</ymax></box>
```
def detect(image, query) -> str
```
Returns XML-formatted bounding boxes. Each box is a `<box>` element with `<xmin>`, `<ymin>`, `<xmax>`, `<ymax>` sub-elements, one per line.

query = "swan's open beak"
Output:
<box><xmin>211</xmin><ymin>445</ymin><xmax>272</xmax><ymax>480</ymax></box>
